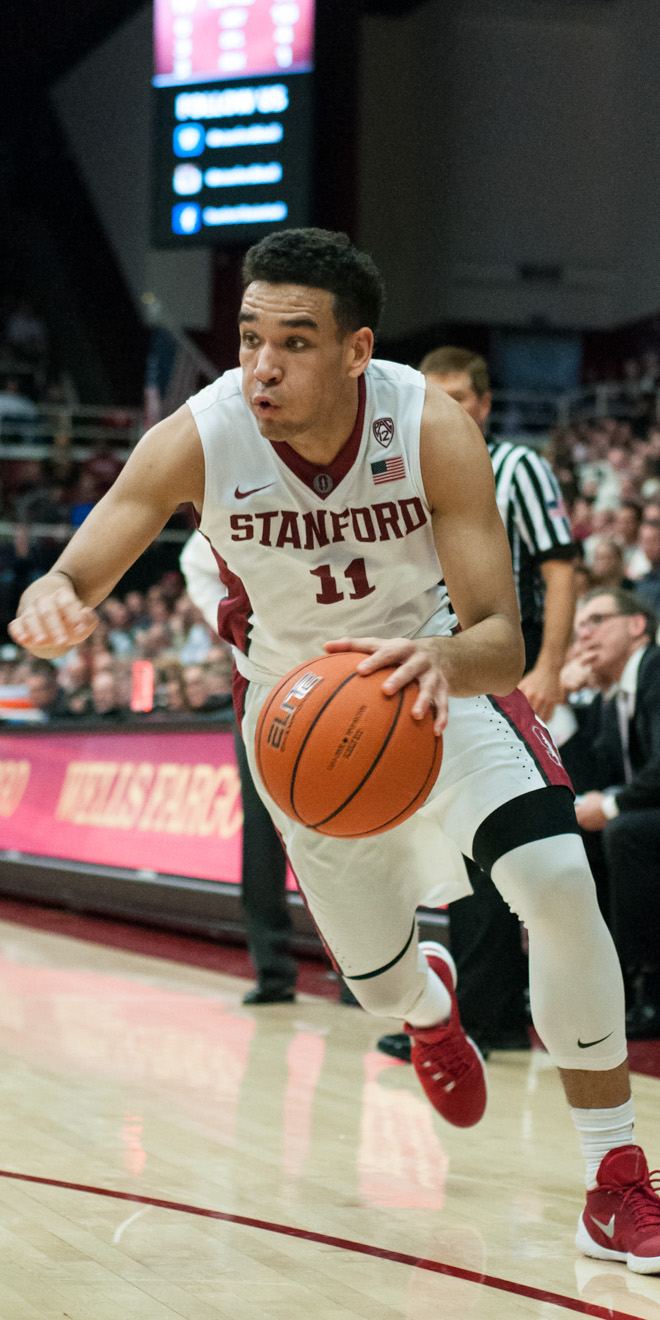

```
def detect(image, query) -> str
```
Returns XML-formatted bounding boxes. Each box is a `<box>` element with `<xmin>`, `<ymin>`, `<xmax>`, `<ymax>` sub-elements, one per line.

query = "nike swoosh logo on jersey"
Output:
<box><xmin>234</xmin><ymin>483</ymin><xmax>276</xmax><ymax>499</ymax></box>
<box><xmin>577</xmin><ymin>1032</ymin><xmax>614</xmax><ymax>1049</ymax></box>
<box><xmin>592</xmin><ymin>1213</ymin><xmax>616</xmax><ymax>1238</ymax></box>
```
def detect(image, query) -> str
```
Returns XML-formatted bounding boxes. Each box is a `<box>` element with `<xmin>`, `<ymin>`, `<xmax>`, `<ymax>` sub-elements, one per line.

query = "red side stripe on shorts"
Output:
<box><xmin>489</xmin><ymin>690</ymin><xmax>574</xmax><ymax>792</ymax></box>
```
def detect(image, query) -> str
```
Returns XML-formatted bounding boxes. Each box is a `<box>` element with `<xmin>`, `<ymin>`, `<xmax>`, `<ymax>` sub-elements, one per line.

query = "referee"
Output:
<box><xmin>378</xmin><ymin>346</ymin><xmax>576</xmax><ymax>1059</ymax></box>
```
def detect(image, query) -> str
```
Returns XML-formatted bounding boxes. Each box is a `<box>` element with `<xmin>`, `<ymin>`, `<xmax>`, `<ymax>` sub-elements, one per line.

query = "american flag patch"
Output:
<box><xmin>547</xmin><ymin>496</ymin><xmax>569</xmax><ymax>525</ymax></box>
<box><xmin>371</xmin><ymin>455</ymin><xmax>405</xmax><ymax>485</ymax></box>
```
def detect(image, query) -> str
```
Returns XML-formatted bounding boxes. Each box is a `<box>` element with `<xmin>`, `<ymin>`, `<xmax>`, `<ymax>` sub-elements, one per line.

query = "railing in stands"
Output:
<box><xmin>1</xmin><ymin>380</ymin><xmax>659</xmax><ymax>461</ymax></box>
<box><xmin>0</xmin><ymin>519</ymin><xmax>190</xmax><ymax>545</ymax></box>
<box><xmin>0</xmin><ymin>403</ymin><xmax>142</xmax><ymax>453</ymax></box>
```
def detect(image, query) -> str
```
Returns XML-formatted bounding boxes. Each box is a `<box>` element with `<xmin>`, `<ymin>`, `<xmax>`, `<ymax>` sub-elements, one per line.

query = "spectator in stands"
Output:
<box><xmin>15</xmin><ymin>459</ymin><xmax>68</xmax><ymax>525</ymax></box>
<box><xmin>4</xmin><ymin>301</ymin><xmax>47</xmax><ymax>363</ymax></box>
<box><xmin>67</xmin><ymin>686</ymin><xmax>93</xmax><ymax>717</ymax></box>
<box><xmin>86</xmin><ymin>620</ymin><xmax>112</xmax><ymax>664</ymax></box>
<box><xmin>25</xmin><ymin>658</ymin><xmax>69</xmax><ymax>720</ymax></box>
<box><xmin>614</xmin><ymin>502</ymin><xmax>645</xmax><ymax>577</ymax></box>
<box><xmin>640</xmin><ymin>350</ymin><xmax>660</xmax><ymax>395</ymax></box>
<box><xmin>103</xmin><ymin>598</ymin><xmax>135</xmax><ymax>656</ymax></box>
<box><xmin>582</xmin><ymin>508</ymin><xmax>618</xmax><ymax>566</ymax></box>
<box><xmin>56</xmin><ymin>650</ymin><xmax>90</xmax><ymax>696</ymax></box>
<box><xmin>158</xmin><ymin>660</ymin><xmax>190</xmax><ymax>712</ymax></box>
<box><xmin>573</xmin><ymin>559</ymin><xmax>595</xmax><ymax>600</ymax></box>
<box><xmin>183</xmin><ymin>663</ymin><xmax>230</xmax><ymax>712</ymax></box>
<box><xmin>159</xmin><ymin>571</ymin><xmax>184</xmax><ymax>609</ymax></box>
<box><xmin>636</xmin><ymin>518</ymin><xmax>660</xmax><ymax>618</ymax></box>
<box><xmin>124</xmin><ymin>591</ymin><xmax>150</xmax><ymax>631</ymax></box>
<box><xmin>593</xmin><ymin>445</ymin><xmax>630</xmax><ymax>512</ymax></box>
<box><xmin>69</xmin><ymin>471</ymin><xmax>98</xmax><ymax>528</ymax></box>
<box><xmin>590</xmin><ymin>538</ymin><xmax>635</xmax><ymax>593</ymax></box>
<box><xmin>145</xmin><ymin>585</ymin><xmax>169</xmax><ymax>625</ymax></box>
<box><xmin>561</xmin><ymin>588</ymin><xmax>660</xmax><ymax>1038</ymax></box>
<box><xmin>81</xmin><ymin>443</ymin><xmax>122</xmax><ymax>498</ymax></box>
<box><xmin>135</xmin><ymin>621</ymin><xmax>174</xmax><ymax>661</ymax></box>
<box><xmin>171</xmin><ymin>593</ymin><xmax>213</xmax><ymax>663</ymax></box>
<box><xmin>91</xmin><ymin>669</ymin><xmax>125</xmax><ymax>721</ymax></box>
<box><xmin>0</xmin><ymin>376</ymin><xmax>38</xmax><ymax>431</ymax></box>
<box><xmin>570</xmin><ymin>496</ymin><xmax>594</xmax><ymax>546</ymax></box>
<box><xmin>622</xmin><ymin>357</ymin><xmax>642</xmax><ymax>406</ymax></box>
<box><xmin>204</xmin><ymin>657</ymin><xmax>233</xmax><ymax>699</ymax></box>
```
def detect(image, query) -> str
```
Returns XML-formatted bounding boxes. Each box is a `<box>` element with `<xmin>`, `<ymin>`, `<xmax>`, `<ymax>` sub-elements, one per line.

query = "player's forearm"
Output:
<box><xmin>12</xmin><ymin>488</ymin><xmax>176</xmax><ymax>658</ymax></box>
<box><xmin>431</xmin><ymin>613</ymin><xmax>525</xmax><ymax>698</ymax></box>
<box><xmin>536</xmin><ymin>560</ymin><xmax>576</xmax><ymax>672</ymax></box>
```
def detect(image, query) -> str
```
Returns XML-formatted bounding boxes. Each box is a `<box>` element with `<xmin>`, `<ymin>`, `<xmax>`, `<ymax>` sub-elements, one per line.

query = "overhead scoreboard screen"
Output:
<box><xmin>151</xmin><ymin>0</ymin><xmax>315</xmax><ymax>247</ymax></box>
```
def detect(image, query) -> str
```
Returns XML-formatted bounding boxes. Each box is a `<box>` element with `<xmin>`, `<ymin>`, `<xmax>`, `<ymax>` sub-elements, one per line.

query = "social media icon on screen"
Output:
<box><xmin>172</xmin><ymin>203</ymin><xmax>202</xmax><ymax>235</ymax></box>
<box><xmin>173</xmin><ymin>123</ymin><xmax>204</xmax><ymax>157</ymax></box>
<box><xmin>173</xmin><ymin>164</ymin><xmax>203</xmax><ymax>195</ymax></box>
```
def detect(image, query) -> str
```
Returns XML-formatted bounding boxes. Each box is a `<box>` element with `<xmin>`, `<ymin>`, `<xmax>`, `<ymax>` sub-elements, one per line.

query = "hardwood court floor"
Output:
<box><xmin>0</xmin><ymin>912</ymin><xmax>658</xmax><ymax>1318</ymax></box>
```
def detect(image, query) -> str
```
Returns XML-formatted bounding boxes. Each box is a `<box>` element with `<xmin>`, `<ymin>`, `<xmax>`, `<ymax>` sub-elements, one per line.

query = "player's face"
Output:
<box><xmin>239</xmin><ymin>282</ymin><xmax>370</xmax><ymax>444</ymax></box>
<box><xmin>574</xmin><ymin>592</ymin><xmax>641</xmax><ymax>682</ymax></box>
<box><xmin>428</xmin><ymin>371</ymin><xmax>492</xmax><ymax>433</ymax></box>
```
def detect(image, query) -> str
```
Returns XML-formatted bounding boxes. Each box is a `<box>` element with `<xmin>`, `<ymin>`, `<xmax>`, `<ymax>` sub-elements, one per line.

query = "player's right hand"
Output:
<box><xmin>325</xmin><ymin>634</ymin><xmax>450</xmax><ymax>735</ymax></box>
<box><xmin>8</xmin><ymin>576</ymin><xmax>99</xmax><ymax>658</ymax></box>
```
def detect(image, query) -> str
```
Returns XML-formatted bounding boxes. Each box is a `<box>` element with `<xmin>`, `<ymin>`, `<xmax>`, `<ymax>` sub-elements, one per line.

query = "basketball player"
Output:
<box><xmin>9</xmin><ymin>229</ymin><xmax>660</xmax><ymax>1271</ymax></box>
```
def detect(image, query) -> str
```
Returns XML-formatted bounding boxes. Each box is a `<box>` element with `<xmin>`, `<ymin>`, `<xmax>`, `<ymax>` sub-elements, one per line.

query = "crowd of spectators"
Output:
<box><xmin>0</xmin><ymin>291</ymin><xmax>140</xmax><ymax>560</ymax></box>
<box><xmin>3</xmin><ymin>311</ymin><xmax>660</xmax><ymax>718</ymax></box>
<box><xmin>0</xmin><ymin>576</ymin><xmax>234</xmax><ymax>724</ymax></box>
<box><xmin>548</xmin><ymin>415</ymin><xmax>660</xmax><ymax>623</ymax></box>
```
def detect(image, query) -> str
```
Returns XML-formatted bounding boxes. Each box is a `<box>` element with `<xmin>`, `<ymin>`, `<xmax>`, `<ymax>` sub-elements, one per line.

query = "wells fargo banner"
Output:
<box><xmin>0</xmin><ymin>729</ymin><xmax>251</xmax><ymax>884</ymax></box>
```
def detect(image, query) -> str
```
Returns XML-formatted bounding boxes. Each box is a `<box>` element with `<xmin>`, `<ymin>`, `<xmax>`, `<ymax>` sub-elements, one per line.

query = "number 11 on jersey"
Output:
<box><xmin>310</xmin><ymin>558</ymin><xmax>376</xmax><ymax>604</ymax></box>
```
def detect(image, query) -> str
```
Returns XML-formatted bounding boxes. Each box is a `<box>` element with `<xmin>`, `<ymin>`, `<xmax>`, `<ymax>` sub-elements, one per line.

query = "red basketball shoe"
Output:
<box><xmin>405</xmin><ymin>941</ymin><xmax>487</xmax><ymax>1128</ymax></box>
<box><xmin>576</xmin><ymin>1145</ymin><xmax>660</xmax><ymax>1273</ymax></box>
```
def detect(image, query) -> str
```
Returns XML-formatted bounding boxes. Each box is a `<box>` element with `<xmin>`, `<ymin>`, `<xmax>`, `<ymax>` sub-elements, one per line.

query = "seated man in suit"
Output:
<box><xmin>561</xmin><ymin>587</ymin><xmax>660</xmax><ymax>1038</ymax></box>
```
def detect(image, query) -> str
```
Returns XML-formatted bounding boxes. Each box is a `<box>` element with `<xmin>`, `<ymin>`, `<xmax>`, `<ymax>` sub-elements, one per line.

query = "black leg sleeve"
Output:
<box><xmin>234</xmin><ymin>730</ymin><xmax>296</xmax><ymax>990</ymax></box>
<box><xmin>448</xmin><ymin>858</ymin><xmax>528</xmax><ymax>1041</ymax></box>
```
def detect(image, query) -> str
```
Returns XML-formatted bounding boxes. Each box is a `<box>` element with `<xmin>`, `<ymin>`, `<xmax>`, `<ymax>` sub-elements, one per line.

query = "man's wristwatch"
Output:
<box><xmin>600</xmin><ymin>794</ymin><xmax>620</xmax><ymax>820</ymax></box>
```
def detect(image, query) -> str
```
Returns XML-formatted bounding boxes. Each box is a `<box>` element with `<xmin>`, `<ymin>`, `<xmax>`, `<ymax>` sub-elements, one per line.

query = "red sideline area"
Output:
<box><xmin>0</xmin><ymin>898</ymin><xmax>658</xmax><ymax>1077</ymax></box>
<box><xmin>0</xmin><ymin>898</ymin><xmax>338</xmax><ymax>998</ymax></box>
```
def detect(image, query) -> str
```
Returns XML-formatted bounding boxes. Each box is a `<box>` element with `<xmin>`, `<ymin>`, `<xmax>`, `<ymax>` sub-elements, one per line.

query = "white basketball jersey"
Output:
<box><xmin>188</xmin><ymin>358</ymin><xmax>456</xmax><ymax>684</ymax></box>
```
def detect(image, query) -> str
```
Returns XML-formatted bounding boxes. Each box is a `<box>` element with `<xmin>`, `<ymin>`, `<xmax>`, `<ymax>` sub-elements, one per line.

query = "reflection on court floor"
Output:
<box><xmin>0</xmin><ymin>919</ymin><xmax>658</xmax><ymax>1319</ymax></box>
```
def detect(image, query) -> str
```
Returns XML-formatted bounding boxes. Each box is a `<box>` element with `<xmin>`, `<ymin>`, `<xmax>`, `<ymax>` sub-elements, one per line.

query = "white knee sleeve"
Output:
<box><xmin>492</xmin><ymin>835</ymin><xmax>627</xmax><ymax>1071</ymax></box>
<box><xmin>346</xmin><ymin>933</ymin><xmax>451</xmax><ymax>1026</ymax></box>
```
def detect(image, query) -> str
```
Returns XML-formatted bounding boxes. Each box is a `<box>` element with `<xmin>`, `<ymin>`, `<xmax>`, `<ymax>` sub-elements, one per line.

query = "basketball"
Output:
<box><xmin>254</xmin><ymin>651</ymin><xmax>443</xmax><ymax>838</ymax></box>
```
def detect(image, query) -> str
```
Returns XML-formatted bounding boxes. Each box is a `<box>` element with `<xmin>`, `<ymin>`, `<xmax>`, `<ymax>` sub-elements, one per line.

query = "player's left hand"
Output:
<box><xmin>324</xmin><ymin>635</ymin><xmax>449</xmax><ymax>734</ymax></box>
<box><xmin>574</xmin><ymin>791</ymin><xmax>608</xmax><ymax>832</ymax></box>
<box><xmin>518</xmin><ymin>664</ymin><xmax>564</xmax><ymax>722</ymax></box>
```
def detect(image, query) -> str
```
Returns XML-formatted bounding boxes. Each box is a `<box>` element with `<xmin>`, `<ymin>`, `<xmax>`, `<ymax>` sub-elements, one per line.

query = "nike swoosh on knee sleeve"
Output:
<box><xmin>577</xmin><ymin>1032</ymin><xmax>614</xmax><ymax>1049</ymax></box>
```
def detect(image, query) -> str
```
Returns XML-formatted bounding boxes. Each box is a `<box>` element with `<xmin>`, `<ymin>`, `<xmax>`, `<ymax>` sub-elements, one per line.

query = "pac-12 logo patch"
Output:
<box><xmin>373</xmin><ymin>416</ymin><xmax>394</xmax><ymax>448</ymax></box>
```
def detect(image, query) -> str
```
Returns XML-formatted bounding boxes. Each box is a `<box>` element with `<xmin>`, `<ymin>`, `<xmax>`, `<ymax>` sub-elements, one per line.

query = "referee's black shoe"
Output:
<box><xmin>243</xmin><ymin>984</ymin><xmax>296</xmax><ymax>1005</ymax></box>
<box><xmin>376</xmin><ymin>1029</ymin><xmax>536</xmax><ymax>1061</ymax></box>
<box><xmin>377</xmin><ymin>1032</ymin><xmax>412</xmax><ymax>1062</ymax></box>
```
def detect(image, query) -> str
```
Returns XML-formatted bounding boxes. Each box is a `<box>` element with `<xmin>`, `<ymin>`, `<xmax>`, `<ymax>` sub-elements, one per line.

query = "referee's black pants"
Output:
<box><xmin>448</xmin><ymin>857</ymin><xmax>529</xmax><ymax>1043</ymax></box>
<box><xmin>234</xmin><ymin>730</ymin><xmax>297</xmax><ymax>993</ymax></box>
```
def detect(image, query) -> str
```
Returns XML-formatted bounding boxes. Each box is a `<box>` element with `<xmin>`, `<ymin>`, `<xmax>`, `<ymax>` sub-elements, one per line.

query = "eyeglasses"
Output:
<box><xmin>575</xmin><ymin>611</ymin><xmax>621</xmax><ymax>633</ymax></box>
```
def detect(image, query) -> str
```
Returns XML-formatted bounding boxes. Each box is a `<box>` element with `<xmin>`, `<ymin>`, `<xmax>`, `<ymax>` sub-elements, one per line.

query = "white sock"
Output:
<box><xmin>571</xmin><ymin>1098</ymin><xmax>635</xmax><ymax>1189</ymax></box>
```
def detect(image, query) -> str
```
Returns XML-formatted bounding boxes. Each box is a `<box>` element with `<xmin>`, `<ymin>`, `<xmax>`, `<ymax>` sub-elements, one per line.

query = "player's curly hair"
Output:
<box><xmin>242</xmin><ymin>228</ymin><xmax>385</xmax><ymax>336</ymax></box>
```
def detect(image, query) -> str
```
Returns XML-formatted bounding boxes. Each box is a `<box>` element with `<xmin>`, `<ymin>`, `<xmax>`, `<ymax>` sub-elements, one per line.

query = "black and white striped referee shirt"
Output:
<box><xmin>488</xmin><ymin>440</ymin><xmax>574</xmax><ymax>630</ymax></box>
